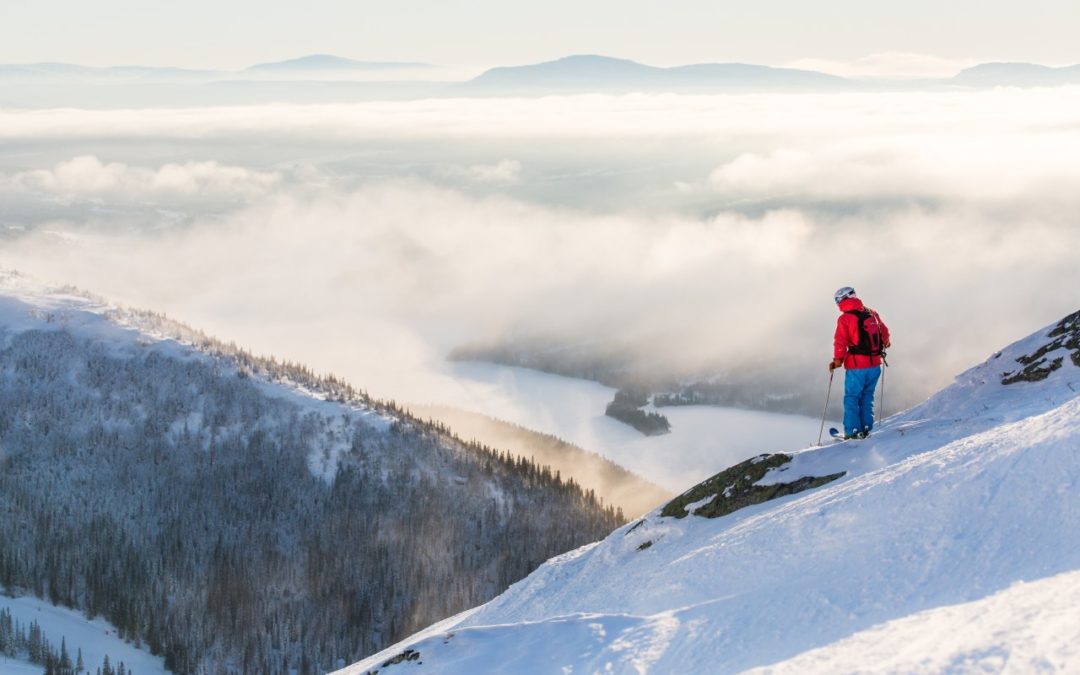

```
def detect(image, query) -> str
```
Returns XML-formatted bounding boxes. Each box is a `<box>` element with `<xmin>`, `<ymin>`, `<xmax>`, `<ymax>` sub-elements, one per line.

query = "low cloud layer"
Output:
<box><xmin>2</xmin><ymin>155</ymin><xmax>280</xmax><ymax>202</ymax></box>
<box><xmin>3</xmin><ymin>87</ymin><xmax>1078</xmax><ymax>142</ymax></box>
<box><xmin>449</xmin><ymin>159</ymin><xmax>523</xmax><ymax>184</ymax></box>
<box><xmin>2</xmin><ymin>88</ymin><xmax>1078</xmax><ymax>408</ymax></box>
<box><xmin>708</xmin><ymin>135</ymin><xmax>1080</xmax><ymax>207</ymax></box>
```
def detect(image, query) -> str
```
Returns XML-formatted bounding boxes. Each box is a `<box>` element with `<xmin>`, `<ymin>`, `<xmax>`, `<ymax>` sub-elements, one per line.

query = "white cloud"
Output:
<box><xmin>445</xmin><ymin>159</ymin><xmax>523</xmax><ymax>184</ymax></box>
<box><xmin>469</xmin><ymin>159</ymin><xmax>522</xmax><ymax>183</ymax></box>
<box><xmin>2</xmin><ymin>87</ymin><xmax>1078</xmax><ymax>143</ymax></box>
<box><xmin>2</xmin><ymin>87</ymin><xmax>1080</xmax><ymax>408</ymax></box>
<box><xmin>708</xmin><ymin>132</ymin><xmax>1080</xmax><ymax>207</ymax></box>
<box><xmin>4</xmin><ymin>176</ymin><xmax>1078</xmax><ymax>408</ymax></box>
<box><xmin>2</xmin><ymin>156</ymin><xmax>281</xmax><ymax>202</ymax></box>
<box><xmin>785</xmin><ymin>52</ymin><xmax>978</xmax><ymax>79</ymax></box>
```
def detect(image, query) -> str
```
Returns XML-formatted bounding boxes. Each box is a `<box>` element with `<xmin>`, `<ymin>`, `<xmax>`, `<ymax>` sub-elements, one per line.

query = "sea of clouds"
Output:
<box><xmin>2</xmin><ymin>87</ymin><xmax>1078</xmax><ymax>405</ymax></box>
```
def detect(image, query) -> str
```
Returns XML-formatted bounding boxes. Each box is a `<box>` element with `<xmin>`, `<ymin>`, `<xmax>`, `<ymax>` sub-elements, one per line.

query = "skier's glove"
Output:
<box><xmin>828</xmin><ymin>358</ymin><xmax>843</xmax><ymax>371</ymax></box>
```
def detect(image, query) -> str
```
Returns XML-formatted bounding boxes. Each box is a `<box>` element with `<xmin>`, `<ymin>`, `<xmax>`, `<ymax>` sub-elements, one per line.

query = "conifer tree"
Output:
<box><xmin>60</xmin><ymin>637</ymin><xmax>72</xmax><ymax>674</ymax></box>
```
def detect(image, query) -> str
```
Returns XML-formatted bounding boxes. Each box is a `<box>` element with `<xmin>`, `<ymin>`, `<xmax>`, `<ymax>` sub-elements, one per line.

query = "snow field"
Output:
<box><xmin>342</xmin><ymin>312</ymin><xmax>1080</xmax><ymax>673</ymax></box>
<box><xmin>0</xmin><ymin>595</ymin><xmax>168</xmax><ymax>674</ymax></box>
<box><xmin>748</xmin><ymin>569</ymin><xmax>1080</xmax><ymax>674</ymax></box>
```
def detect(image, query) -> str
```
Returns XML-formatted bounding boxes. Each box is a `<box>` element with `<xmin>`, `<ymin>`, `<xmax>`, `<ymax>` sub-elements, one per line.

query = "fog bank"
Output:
<box><xmin>3</xmin><ymin>89</ymin><xmax>1078</xmax><ymax>411</ymax></box>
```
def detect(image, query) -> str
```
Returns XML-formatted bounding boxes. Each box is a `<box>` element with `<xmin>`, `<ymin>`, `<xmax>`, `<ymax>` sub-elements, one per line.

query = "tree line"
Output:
<box><xmin>0</xmin><ymin>607</ymin><xmax>131</xmax><ymax>675</ymax></box>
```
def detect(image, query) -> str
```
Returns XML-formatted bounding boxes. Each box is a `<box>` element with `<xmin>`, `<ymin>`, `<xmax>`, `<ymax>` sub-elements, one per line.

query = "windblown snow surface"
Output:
<box><xmin>341</xmin><ymin>312</ymin><xmax>1080</xmax><ymax>674</ymax></box>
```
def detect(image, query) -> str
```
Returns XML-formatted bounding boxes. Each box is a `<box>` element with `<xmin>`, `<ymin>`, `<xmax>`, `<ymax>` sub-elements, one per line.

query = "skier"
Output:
<box><xmin>829</xmin><ymin>286</ymin><xmax>890</xmax><ymax>439</ymax></box>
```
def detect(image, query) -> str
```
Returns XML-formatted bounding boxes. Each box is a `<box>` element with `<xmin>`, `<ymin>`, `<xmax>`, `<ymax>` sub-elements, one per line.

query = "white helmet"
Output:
<box><xmin>834</xmin><ymin>286</ymin><xmax>856</xmax><ymax>304</ymax></box>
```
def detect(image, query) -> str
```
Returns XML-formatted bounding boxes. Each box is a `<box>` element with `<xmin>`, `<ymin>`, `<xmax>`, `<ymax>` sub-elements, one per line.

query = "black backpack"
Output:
<box><xmin>845</xmin><ymin>309</ymin><xmax>884</xmax><ymax>357</ymax></box>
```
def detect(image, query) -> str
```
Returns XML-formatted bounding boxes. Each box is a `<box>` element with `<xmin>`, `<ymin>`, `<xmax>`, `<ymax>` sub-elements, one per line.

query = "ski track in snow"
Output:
<box><xmin>341</xmin><ymin>312</ymin><xmax>1080</xmax><ymax>674</ymax></box>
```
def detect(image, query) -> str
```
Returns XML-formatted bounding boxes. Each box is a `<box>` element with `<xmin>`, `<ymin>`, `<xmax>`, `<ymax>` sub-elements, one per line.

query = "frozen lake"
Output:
<box><xmin>427</xmin><ymin>361</ymin><xmax>830</xmax><ymax>492</ymax></box>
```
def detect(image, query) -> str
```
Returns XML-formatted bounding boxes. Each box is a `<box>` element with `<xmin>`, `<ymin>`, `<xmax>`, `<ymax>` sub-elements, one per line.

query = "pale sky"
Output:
<box><xmin>4</xmin><ymin>0</ymin><xmax>1080</xmax><ymax>72</ymax></box>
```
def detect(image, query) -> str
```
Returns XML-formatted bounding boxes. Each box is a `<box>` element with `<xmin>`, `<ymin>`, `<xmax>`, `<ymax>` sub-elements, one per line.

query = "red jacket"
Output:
<box><xmin>834</xmin><ymin>297</ymin><xmax>890</xmax><ymax>369</ymax></box>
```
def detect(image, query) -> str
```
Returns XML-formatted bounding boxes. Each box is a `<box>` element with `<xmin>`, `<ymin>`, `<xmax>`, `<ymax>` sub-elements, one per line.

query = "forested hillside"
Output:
<box><xmin>0</xmin><ymin>280</ymin><xmax>623</xmax><ymax>674</ymax></box>
<box><xmin>408</xmin><ymin>404</ymin><xmax>671</xmax><ymax>516</ymax></box>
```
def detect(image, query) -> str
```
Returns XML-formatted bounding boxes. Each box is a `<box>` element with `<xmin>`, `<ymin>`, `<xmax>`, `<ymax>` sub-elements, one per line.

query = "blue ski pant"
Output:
<box><xmin>844</xmin><ymin>366</ymin><xmax>881</xmax><ymax>436</ymax></box>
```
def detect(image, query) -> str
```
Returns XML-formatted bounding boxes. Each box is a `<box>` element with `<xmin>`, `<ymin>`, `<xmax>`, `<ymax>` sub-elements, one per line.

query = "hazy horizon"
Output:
<box><xmin>4</xmin><ymin>0</ymin><xmax>1080</xmax><ymax>74</ymax></box>
<box><xmin>1</xmin><ymin>50</ymin><xmax>1078</xmax><ymax>80</ymax></box>
<box><xmin>3</xmin><ymin>3</ymin><xmax>1080</xmax><ymax>432</ymax></box>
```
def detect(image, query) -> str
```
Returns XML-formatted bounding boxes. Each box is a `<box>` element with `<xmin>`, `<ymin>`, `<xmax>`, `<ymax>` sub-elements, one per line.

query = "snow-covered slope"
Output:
<box><xmin>745</xmin><ymin>569</ymin><xmax>1080</xmax><ymax>674</ymax></box>
<box><xmin>0</xmin><ymin>594</ymin><xmax>168</xmax><ymax>675</ymax></box>
<box><xmin>341</xmin><ymin>310</ymin><xmax>1080</xmax><ymax>674</ymax></box>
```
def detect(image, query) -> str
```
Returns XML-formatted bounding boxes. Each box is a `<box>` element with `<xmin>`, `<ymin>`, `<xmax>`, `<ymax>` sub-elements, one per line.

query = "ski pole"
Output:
<box><xmin>817</xmin><ymin>370</ymin><xmax>834</xmax><ymax>445</ymax></box>
<box><xmin>879</xmin><ymin>359</ymin><xmax>886</xmax><ymax>421</ymax></box>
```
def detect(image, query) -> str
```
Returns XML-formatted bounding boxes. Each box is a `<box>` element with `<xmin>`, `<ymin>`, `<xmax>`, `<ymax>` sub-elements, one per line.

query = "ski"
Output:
<box><xmin>829</xmin><ymin>427</ymin><xmax>866</xmax><ymax>441</ymax></box>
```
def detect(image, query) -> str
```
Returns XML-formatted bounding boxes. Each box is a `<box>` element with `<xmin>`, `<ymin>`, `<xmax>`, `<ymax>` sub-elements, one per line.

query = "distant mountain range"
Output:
<box><xmin>245</xmin><ymin>53</ymin><xmax>434</xmax><ymax>72</ymax></box>
<box><xmin>0</xmin><ymin>54</ymin><xmax>437</xmax><ymax>81</ymax></box>
<box><xmin>463</xmin><ymin>54</ymin><xmax>852</xmax><ymax>92</ymax></box>
<box><xmin>2</xmin><ymin>54</ymin><xmax>1079</xmax><ymax>103</ymax></box>
<box><xmin>952</xmin><ymin>61</ymin><xmax>1080</xmax><ymax>87</ymax></box>
<box><xmin>463</xmin><ymin>55</ymin><xmax>1080</xmax><ymax>93</ymax></box>
<box><xmin>0</xmin><ymin>62</ymin><xmax>216</xmax><ymax>80</ymax></box>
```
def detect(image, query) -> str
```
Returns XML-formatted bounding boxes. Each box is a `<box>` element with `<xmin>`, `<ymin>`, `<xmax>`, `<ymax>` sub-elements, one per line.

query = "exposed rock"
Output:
<box><xmin>1003</xmin><ymin>309</ymin><xmax>1080</xmax><ymax>385</ymax></box>
<box><xmin>381</xmin><ymin>648</ymin><xmax>421</xmax><ymax>668</ymax></box>
<box><xmin>661</xmin><ymin>453</ymin><xmax>844</xmax><ymax>519</ymax></box>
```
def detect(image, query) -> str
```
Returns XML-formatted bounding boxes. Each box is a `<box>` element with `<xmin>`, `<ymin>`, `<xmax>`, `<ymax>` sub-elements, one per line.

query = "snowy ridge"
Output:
<box><xmin>341</xmin><ymin>310</ymin><xmax>1080</xmax><ymax>674</ymax></box>
<box><xmin>0</xmin><ymin>269</ymin><xmax>391</xmax><ymax>481</ymax></box>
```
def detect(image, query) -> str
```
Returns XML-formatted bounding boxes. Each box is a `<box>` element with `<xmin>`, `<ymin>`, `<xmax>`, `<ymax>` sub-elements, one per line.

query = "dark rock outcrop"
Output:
<box><xmin>1002</xmin><ymin>310</ymin><xmax>1080</xmax><ymax>385</ymax></box>
<box><xmin>662</xmin><ymin>453</ymin><xmax>844</xmax><ymax>519</ymax></box>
